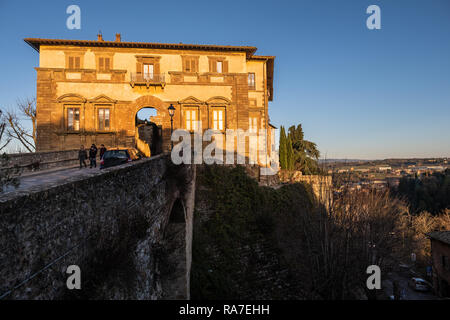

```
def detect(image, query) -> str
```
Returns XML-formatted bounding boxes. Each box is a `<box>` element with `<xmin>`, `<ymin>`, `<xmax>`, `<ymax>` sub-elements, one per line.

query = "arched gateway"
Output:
<box><xmin>132</xmin><ymin>95</ymin><xmax>173</xmax><ymax>154</ymax></box>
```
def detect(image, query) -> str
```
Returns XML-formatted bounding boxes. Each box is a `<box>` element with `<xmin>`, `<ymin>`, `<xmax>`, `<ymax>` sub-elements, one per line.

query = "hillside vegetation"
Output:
<box><xmin>191</xmin><ymin>165</ymin><xmax>449</xmax><ymax>299</ymax></box>
<box><xmin>191</xmin><ymin>165</ymin><xmax>315</xmax><ymax>299</ymax></box>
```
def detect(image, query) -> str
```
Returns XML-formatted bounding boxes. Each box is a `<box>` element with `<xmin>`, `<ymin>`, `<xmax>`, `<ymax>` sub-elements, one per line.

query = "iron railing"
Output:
<box><xmin>130</xmin><ymin>73</ymin><xmax>165</xmax><ymax>84</ymax></box>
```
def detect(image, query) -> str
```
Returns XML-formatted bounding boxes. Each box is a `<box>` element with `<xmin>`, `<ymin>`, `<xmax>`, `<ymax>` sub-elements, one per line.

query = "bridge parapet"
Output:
<box><xmin>0</xmin><ymin>154</ymin><xmax>195</xmax><ymax>300</ymax></box>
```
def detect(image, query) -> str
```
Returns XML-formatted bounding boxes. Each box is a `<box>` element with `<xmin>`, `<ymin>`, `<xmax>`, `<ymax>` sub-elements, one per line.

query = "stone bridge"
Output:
<box><xmin>0</xmin><ymin>154</ymin><xmax>196</xmax><ymax>299</ymax></box>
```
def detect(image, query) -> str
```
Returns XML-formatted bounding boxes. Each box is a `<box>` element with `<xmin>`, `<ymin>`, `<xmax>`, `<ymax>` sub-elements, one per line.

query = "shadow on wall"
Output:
<box><xmin>160</xmin><ymin>198</ymin><xmax>188</xmax><ymax>299</ymax></box>
<box><xmin>136</xmin><ymin>122</ymin><xmax>162</xmax><ymax>157</ymax></box>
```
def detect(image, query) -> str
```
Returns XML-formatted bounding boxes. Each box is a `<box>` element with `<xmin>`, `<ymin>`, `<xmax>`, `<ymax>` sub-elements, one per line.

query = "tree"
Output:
<box><xmin>5</xmin><ymin>98</ymin><xmax>37</xmax><ymax>152</ymax></box>
<box><xmin>286</xmin><ymin>135</ymin><xmax>295</xmax><ymax>170</ymax></box>
<box><xmin>279</xmin><ymin>126</ymin><xmax>287</xmax><ymax>170</ymax></box>
<box><xmin>288</xmin><ymin>124</ymin><xmax>320</xmax><ymax>174</ymax></box>
<box><xmin>0</xmin><ymin>109</ymin><xmax>11</xmax><ymax>151</ymax></box>
<box><xmin>0</xmin><ymin>109</ymin><xmax>20</xmax><ymax>191</ymax></box>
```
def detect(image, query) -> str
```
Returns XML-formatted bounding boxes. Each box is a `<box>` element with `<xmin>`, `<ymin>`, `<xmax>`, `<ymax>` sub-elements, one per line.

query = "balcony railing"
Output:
<box><xmin>130</xmin><ymin>73</ymin><xmax>165</xmax><ymax>88</ymax></box>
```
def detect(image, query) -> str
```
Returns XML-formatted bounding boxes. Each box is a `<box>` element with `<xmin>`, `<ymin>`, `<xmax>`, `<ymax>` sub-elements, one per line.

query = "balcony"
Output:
<box><xmin>130</xmin><ymin>73</ymin><xmax>165</xmax><ymax>88</ymax></box>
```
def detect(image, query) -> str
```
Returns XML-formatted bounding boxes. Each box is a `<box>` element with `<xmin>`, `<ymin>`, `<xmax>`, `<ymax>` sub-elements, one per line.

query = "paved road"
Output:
<box><xmin>382</xmin><ymin>271</ymin><xmax>438</xmax><ymax>300</ymax></box>
<box><xmin>1</xmin><ymin>166</ymin><xmax>103</xmax><ymax>197</ymax></box>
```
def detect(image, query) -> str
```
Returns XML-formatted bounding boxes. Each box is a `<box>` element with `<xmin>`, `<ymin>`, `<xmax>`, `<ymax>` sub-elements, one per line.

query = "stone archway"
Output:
<box><xmin>132</xmin><ymin>95</ymin><xmax>168</xmax><ymax>127</ymax></box>
<box><xmin>136</xmin><ymin>108</ymin><xmax>162</xmax><ymax>156</ymax></box>
<box><xmin>132</xmin><ymin>95</ymin><xmax>170</xmax><ymax>154</ymax></box>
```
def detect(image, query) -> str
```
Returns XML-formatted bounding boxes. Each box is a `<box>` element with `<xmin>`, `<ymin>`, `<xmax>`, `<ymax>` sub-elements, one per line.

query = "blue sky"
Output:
<box><xmin>0</xmin><ymin>0</ymin><xmax>449</xmax><ymax>159</ymax></box>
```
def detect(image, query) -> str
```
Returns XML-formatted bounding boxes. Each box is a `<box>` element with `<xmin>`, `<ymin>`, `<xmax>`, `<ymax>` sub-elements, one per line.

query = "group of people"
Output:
<box><xmin>78</xmin><ymin>144</ymin><xmax>107</xmax><ymax>169</ymax></box>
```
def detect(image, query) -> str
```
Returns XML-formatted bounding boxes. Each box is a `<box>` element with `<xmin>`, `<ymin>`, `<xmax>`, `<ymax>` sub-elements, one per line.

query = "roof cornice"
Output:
<box><xmin>24</xmin><ymin>38</ymin><xmax>257</xmax><ymax>57</ymax></box>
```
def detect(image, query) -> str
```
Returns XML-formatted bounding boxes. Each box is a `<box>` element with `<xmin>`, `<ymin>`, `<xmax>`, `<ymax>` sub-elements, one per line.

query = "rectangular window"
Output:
<box><xmin>184</xmin><ymin>109</ymin><xmax>197</xmax><ymax>131</ymax></box>
<box><xmin>216</xmin><ymin>61</ymin><xmax>223</xmax><ymax>73</ymax></box>
<box><xmin>213</xmin><ymin>109</ymin><xmax>225</xmax><ymax>131</ymax></box>
<box><xmin>209</xmin><ymin>58</ymin><xmax>227</xmax><ymax>73</ymax></box>
<box><xmin>248</xmin><ymin>73</ymin><xmax>255</xmax><ymax>89</ymax></box>
<box><xmin>184</xmin><ymin>58</ymin><xmax>198</xmax><ymax>72</ymax></box>
<box><xmin>68</xmin><ymin>56</ymin><xmax>81</xmax><ymax>69</ymax></box>
<box><xmin>143</xmin><ymin>64</ymin><xmax>154</xmax><ymax>80</ymax></box>
<box><xmin>98</xmin><ymin>108</ymin><xmax>110</xmax><ymax>130</ymax></box>
<box><xmin>98</xmin><ymin>57</ymin><xmax>111</xmax><ymax>72</ymax></box>
<box><xmin>249</xmin><ymin>117</ymin><xmax>258</xmax><ymax>133</ymax></box>
<box><xmin>67</xmin><ymin>108</ymin><xmax>80</xmax><ymax>131</ymax></box>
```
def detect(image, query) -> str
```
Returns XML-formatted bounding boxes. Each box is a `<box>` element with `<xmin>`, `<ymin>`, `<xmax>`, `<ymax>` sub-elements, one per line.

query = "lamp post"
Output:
<box><xmin>168</xmin><ymin>104</ymin><xmax>175</xmax><ymax>151</ymax></box>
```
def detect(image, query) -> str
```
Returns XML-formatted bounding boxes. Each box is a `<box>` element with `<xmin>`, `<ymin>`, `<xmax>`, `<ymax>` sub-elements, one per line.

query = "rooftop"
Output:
<box><xmin>24</xmin><ymin>37</ymin><xmax>258</xmax><ymax>57</ymax></box>
<box><xmin>427</xmin><ymin>231</ymin><xmax>450</xmax><ymax>245</ymax></box>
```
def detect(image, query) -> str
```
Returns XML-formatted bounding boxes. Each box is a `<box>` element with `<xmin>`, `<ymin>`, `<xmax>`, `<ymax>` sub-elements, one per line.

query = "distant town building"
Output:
<box><xmin>427</xmin><ymin>231</ymin><xmax>450</xmax><ymax>297</ymax></box>
<box><xmin>427</xmin><ymin>166</ymin><xmax>445</xmax><ymax>171</ymax></box>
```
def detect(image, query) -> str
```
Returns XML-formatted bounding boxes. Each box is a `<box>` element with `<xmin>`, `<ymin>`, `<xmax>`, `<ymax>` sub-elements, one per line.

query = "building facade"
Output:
<box><xmin>428</xmin><ymin>231</ymin><xmax>450</xmax><ymax>297</ymax></box>
<box><xmin>25</xmin><ymin>34</ymin><xmax>276</xmax><ymax>165</ymax></box>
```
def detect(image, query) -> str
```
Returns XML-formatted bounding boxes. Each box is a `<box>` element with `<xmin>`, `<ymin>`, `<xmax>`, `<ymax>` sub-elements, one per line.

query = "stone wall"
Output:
<box><xmin>191</xmin><ymin>165</ymin><xmax>313</xmax><ymax>299</ymax></box>
<box><xmin>0</xmin><ymin>154</ymin><xmax>195</xmax><ymax>300</ymax></box>
<box><xmin>1</xmin><ymin>150</ymin><xmax>79</xmax><ymax>173</ymax></box>
<box><xmin>278</xmin><ymin>170</ymin><xmax>333</xmax><ymax>203</ymax></box>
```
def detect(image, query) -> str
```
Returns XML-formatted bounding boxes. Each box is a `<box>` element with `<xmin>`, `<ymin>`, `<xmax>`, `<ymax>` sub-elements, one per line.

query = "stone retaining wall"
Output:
<box><xmin>279</xmin><ymin>170</ymin><xmax>333</xmax><ymax>203</ymax></box>
<box><xmin>0</xmin><ymin>154</ymin><xmax>195</xmax><ymax>300</ymax></box>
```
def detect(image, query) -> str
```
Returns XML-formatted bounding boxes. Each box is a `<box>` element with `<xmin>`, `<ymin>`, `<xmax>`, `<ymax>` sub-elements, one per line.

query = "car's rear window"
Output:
<box><xmin>103</xmin><ymin>150</ymin><xmax>129</xmax><ymax>159</ymax></box>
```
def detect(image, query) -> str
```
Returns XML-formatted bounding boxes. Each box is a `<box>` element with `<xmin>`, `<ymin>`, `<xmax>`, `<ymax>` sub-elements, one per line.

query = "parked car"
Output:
<box><xmin>100</xmin><ymin>148</ymin><xmax>140</xmax><ymax>169</ymax></box>
<box><xmin>408</xmin><ymin>277</ymin><xmax>431</xmax><ymax>292</ymax></box>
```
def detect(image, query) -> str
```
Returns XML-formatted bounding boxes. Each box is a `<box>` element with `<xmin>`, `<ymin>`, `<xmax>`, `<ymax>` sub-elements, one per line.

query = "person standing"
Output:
<box><xmin>78</xmin><ymin>145</ymin><xmax>88</xmax><ymax>169</ymax></box>
<box><xmin>89</xmin><ymin>144</ymin><xmax>98</xmax><ymax>168</ymax></box>
<box><xmin>99</xmin><ymin>144</ymin><xmax>107</xmax><ymax>160</ymax></box>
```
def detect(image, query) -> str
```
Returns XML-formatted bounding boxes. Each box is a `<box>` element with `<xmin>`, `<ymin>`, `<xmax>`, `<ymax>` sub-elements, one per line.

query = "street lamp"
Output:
<box><xmin>168</xmin><ymin>104</ymin><xmax>175</xmax><ymax>150</ymax></box>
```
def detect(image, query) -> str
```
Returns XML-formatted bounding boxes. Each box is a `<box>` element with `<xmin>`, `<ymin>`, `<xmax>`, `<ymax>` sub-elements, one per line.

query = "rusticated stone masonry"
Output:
<box><xmin>0</xmin><ymin>154</ymin><xmax>195</xmax><ymax>300</ymax></box>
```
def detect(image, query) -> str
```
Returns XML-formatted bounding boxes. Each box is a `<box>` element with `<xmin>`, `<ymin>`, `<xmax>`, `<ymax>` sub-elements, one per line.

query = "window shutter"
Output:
<box><xmin>75</xmin><ymin>57</ymin><xmax>80</xmax><ymax>69</ymax></box>
<box><xmin>105</xmin><ymin>58</ymin><xmax>110</xmax><ymax>71</ymax></box>
<box><xmin>209</xmin><ymin>59</ymin><xmax>214</xmax><ymax>72</ymax></box>
<box><xmin>185</xmin><ymin>59</ymin><xmax>190</xmax><ymax>72</ymax></box>
<box><xmin>68</xmin><ymin>57</ymin><xmax>73</xmax><ymax>69</ymax></box>
<box><xmin>223</xmin><ymin>60</ymin><xmax>228</xmax><ymax>73</ymax></box>
<box><xmin>154</xmin><ymin>62</ymin><xmax>160</xmax><ymax>75</ymax></box>
<box><xmin>99</xmin><ymin>57</ymin><xmax>104</xmax><ymax>71</ymax></box>
<box><xmin>136</xmin><ymin>62</ymin><xmax>142</xmax><ymax>74</ymax></box>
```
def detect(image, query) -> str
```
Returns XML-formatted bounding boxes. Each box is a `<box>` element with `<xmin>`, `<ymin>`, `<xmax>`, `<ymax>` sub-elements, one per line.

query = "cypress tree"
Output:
<box><xmin>279</xmin><ymin>126</ymin><xmax>287</xmax><ymax>169</ymax></box>
<box><xmin>286</xmin><ymin>135</ymin><xmax>295</xmax><ymax>170</ymax></box>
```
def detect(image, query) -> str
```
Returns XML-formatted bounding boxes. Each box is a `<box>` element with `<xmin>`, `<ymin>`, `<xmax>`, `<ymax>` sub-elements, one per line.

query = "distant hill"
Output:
<box><xmin>318</xmin><ymin>159</ymin><xmax>365</xmax><ymax>163</ymax></box>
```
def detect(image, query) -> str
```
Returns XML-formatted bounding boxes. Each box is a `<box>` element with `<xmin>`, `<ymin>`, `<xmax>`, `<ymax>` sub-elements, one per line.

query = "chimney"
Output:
<box><xmin>115</xmin><ymin>33</ymin><xmax>121</xmax><ymax>42</ymax></box>
<box><xmin>97</xmin><ymin>32</ymin><xmax>103</xmax><ymax>41</ymax></box>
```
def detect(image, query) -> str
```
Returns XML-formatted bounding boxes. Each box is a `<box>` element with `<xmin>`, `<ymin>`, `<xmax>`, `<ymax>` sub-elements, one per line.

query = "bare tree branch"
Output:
<box><xmin>0</xmin><ymin>109</ymin><xmax>11</xmax><ymax>151</ymax></box>
<box><xmin>5</xmin><ymin>98</ymin><xmax>37</xmax><ymax>152</ymax></box>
